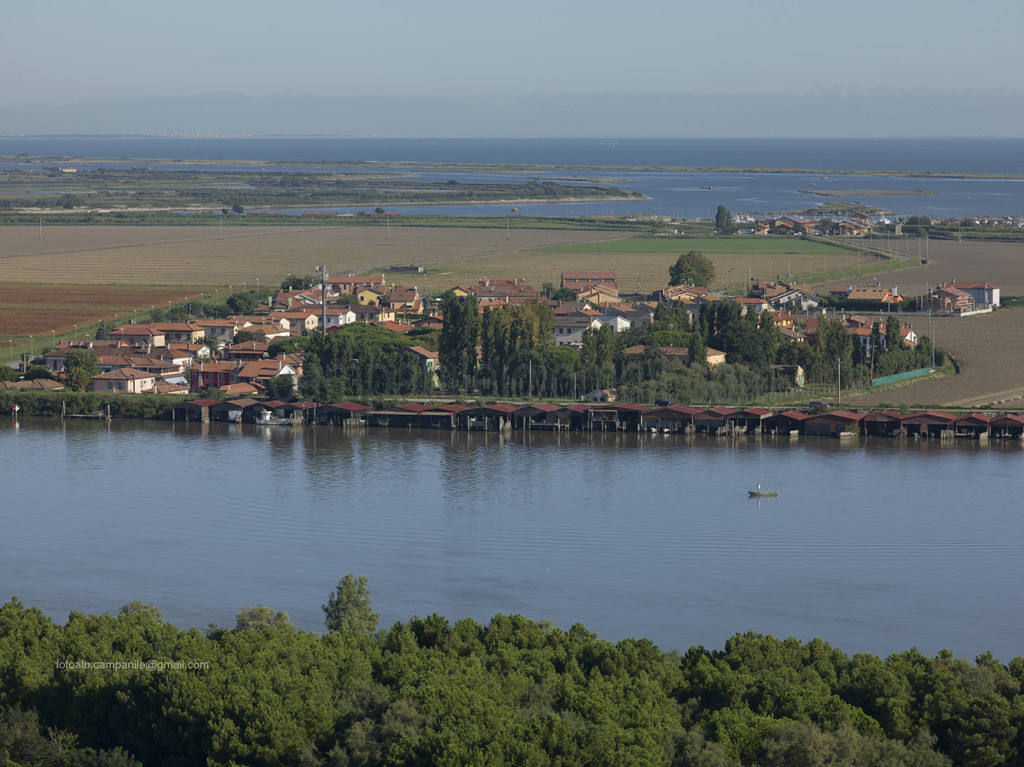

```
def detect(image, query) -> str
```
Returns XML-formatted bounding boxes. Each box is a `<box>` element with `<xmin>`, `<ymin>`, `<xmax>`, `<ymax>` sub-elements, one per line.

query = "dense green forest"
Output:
<box><xmin>2</xmin><ymin>589</ymin><xmax>1020</xmax><ymax>766</ymax></box>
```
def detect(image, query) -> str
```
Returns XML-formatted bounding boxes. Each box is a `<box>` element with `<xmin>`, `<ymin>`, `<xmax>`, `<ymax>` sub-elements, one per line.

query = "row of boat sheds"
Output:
<box><xmin>170</xmin><ymin>399</ymin><xmax>1024</xmax><ymax>439</ymax></box>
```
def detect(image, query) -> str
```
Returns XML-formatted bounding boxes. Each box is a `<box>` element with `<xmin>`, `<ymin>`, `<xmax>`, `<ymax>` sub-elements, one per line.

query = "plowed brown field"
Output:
<box><xmin>0</xmin><ymin>225</ymin><xmax>624</xmax><ymax>344</ymax></box>
<box><xmin>842</xmin><ymin>311</ymin><xmax>1024</xmax><ymax>409</ymax></box>
<box><xmin>0</xmin><ymin>284</ymin><xmax>191</xmax><ymax>338</ymax></box>
<box><xmin>832</xmin><ymin>239</ymin><xmax>1024</xmax><ymax>295</ymax></box>
<box><xmin>827</xmin><ymin>239</ymin><xmax>1024</xmax><ymax>408</ymax></box>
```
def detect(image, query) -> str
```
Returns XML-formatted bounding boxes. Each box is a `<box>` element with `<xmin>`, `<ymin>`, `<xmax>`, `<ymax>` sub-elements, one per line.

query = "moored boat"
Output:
<box><xmin>255</xmin><ymin>410</ymin><xmax>295</xmax><ymax>426</ymax></box>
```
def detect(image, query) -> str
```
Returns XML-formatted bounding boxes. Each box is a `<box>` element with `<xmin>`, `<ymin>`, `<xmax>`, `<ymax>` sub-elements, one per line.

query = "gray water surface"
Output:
<box><xmin>3</xmin><ymin>417</ymin><xmax>1021</xmax><ymax>660</ymax></box>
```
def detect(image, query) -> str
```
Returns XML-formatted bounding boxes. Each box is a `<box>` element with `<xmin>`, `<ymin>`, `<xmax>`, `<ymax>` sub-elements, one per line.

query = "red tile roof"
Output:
<box><xmin>767</xmin><ymin>410</ymin><xmax>812</xmax><ymax>421</ymax></box>
<box><xmin>517</xmin><ymin>402</ymin><xmax>564</xmax><ymax>413</ymax></box>
<box><xmin>863</xmin><ymin>410</ymin><xmax>906</xmax><ymax>421</ymax></box>
<box><xmin>328</xmin><ymin>401</ymin><xmax>372</xmax><ymax>412</ymax></box>
<box><xmin>396</xmin><ymin>403</ymin><xmax>431</xmax><ymax>412</ymax></box>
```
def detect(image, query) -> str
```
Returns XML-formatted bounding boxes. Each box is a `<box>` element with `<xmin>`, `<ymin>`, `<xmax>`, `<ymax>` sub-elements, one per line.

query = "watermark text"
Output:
<box><xmin>55</xmin><ymin>659</ymin><xmax>209</xmax><ymax>672</ymax></box>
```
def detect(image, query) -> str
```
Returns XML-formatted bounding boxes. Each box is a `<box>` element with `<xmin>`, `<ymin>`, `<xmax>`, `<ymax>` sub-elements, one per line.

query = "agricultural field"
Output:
<box><xmin>0</xmin><ymin>224</ymin><xmax>621</xmax><ymax>349</ymax></box>
<box><xmin>3</xmin><ymin>222</ymin><xmax>1023</xmax><ymax>408</ymax></box>
<box><xmin>541</xmin><ymin>236</ymin><xmax>846</xmax><ymax>255</ymax></box>
<box><xmin>0</xmin><ymin>224</ymin><xmax>621</xmax><ymax>287</ymax></box>
<box><xmin>818</xmin><ymin>239</ymin><xmax>1024</xmax><ymax>407</ymax></box>
<box><xmin>527</xmin><ymin>235</ymin><xmax>878</xmax><ymax>291</ymax></box>
<box><xmin>844</xmin><ymin>311</ymin><xmax>1024</xmax><ymax>409</ymax></box>
<box><xmin>0</xmin><ymin>284</ymin><xmax>189</xmax><ymax>350</ymax></box>
<box><xmin>850</xmin><ymin>238</ymin><xmax>1024</xmax><ymax>296</ymax></box>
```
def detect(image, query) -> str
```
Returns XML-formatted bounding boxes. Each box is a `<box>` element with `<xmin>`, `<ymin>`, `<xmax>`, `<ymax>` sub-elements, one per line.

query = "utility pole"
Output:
<box><xmin>929</xmin><ymin>309</ymin><xmax>936</xmax><ymax>368</ymax></box>
<box><xmin>317</xmin><ymin>265</ymin><xmax>327</xmax><ymax>332</ymax></box>
<box><xmin>837</xmin><ymin>356</ymin><xmax>841</xmax><ymax>406</ymax></box>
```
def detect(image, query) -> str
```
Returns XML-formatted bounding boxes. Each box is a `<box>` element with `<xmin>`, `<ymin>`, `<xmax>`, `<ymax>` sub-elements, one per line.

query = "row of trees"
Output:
<box><xmin>285</xmin><ymin>324</ymin><xmax>437</xmax><ymax>402</ymax></box>
<box><xmin>6</xmin><ymin>584</ymin><xmax>1022</xmax><ymax>766</ymax></box>
<box><xmin>436</xmin><ymin>291</ymin><xmax>783</xmax><ymax>403</ymax></box>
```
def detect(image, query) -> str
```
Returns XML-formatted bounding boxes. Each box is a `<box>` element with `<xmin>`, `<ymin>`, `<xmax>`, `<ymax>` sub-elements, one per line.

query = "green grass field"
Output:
<box><xmin>537</xmin><ymin>236</ymin><xmax>851</xmax><ymax>256</ymax></box>
<box><xmin>499</xmin><ymin>235</ymin><xmax>879</xmax><ymax>292</ymax></box>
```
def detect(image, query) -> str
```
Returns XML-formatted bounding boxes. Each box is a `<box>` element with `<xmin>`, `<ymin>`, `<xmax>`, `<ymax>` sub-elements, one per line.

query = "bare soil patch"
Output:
<box><xmin>813</xmin><ymin>240</ymin><xmax>1024</xmax><ymax>408</ymax></box>
<box><xmin>0</xmin><ymin>284</ymin><xmax>192</xmax><ymax>346</ymax></box>
<box><xmin>0</xmin><ymin>225</ymin><xmax>624</xmax><ymax>341</ymax></box>
<box><xmin>836</xmin><ymin>239</ymin><xmax>1024</xmax><ymax>296</ymax></box>
<box><xmin>844</xmin><ymin>310</ymin><xmax>1024</xmax><ymax>409</ymax></box>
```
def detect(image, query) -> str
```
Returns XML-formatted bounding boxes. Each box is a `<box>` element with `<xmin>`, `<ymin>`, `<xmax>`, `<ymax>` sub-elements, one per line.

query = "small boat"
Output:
<box><xmin>255</xmin><ymin>410</ymin><xmax>294</xmax><ymax>426</ymax></box>
<box><xmin>748</xmin><ymin>486</ymin><xmax>778</xmax><ymax>497</ymax></box>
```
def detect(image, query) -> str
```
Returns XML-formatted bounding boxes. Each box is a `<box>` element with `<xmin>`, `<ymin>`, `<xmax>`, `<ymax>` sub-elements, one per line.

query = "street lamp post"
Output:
<box><xmin>28</xmin><ymin>335</ymin><xmax>33</xmax><ymax>360</ymax></box>
<box><xmin>73</xmin><ymin>324</ymin><xmax>77</xmax><ymax>340</ymax></box>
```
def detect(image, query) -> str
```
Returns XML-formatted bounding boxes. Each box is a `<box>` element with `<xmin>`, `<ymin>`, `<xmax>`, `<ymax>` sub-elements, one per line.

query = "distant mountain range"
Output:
<box><xmin>2</xmin><ymin>88</ymin><xmax>1022</xmax><ymax>138</ymax></box>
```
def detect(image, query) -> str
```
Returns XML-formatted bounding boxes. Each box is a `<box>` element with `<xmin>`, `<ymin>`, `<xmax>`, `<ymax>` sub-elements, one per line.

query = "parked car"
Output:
<box><xmin>654</xmin><ymin>398</ymin><xmax>672</xmax><ymax>407</ymax></box>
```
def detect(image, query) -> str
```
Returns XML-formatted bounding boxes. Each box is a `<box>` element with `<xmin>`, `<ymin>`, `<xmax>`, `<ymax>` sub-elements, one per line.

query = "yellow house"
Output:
<box><xmin>350</xmin><ymin>305</ymin><xmax>397</xmax><ymax>323</ymax></box>
<box><xmin>356</xmin><ymin>287</ymin><xmax>386</xmax><ymax>305</ymax></box>
<box><xmin>408</xmin><ymin>345</ymin><xmax>440</xmax><ymax>389</ymax></box>
<box><xmin>266</xmin><ymin>311</ymin><xmax>320</xmax><ymax>333</ymax></box>
<box><xmin>152</xmin><ymin>323</ymin><xmax>205</xmax><ymax>344</ymax></box>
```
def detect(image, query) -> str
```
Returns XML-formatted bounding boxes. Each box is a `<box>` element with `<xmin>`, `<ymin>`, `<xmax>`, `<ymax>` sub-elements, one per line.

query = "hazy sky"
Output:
<box><xmin>4</xmin><ymin>0</ymin><xmax>1023</xmax><ymax>135</ymax></box>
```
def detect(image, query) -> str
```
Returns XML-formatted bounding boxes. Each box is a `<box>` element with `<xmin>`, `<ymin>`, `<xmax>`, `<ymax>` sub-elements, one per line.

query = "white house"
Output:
<box><xmin>323</xmin><ymin>306</ymin><xmax>358</xmax><ymax>330</ymax></box>
<box><xmin>553</xmin><ymin>315</ymin><xmax>602</xmax><ymax>346</ymax></box>
<box><xmin>768</xmin><ymin>289</ymin><xmax>822</xmax><ymax>312</ymax></box>
<box><xmin>194</xmin><ymin>319</ymin><xmax>238</xmax><ymax>345</ymax></box>
<box><xmin>595</xmin><ymin>314</ymin><xmax>632</xmax><ymax>333</ymax></box>
<box><xmin>947</xmin><ymin>282</ymin><xmax>1000</xmax><ymax>309</ymax></box>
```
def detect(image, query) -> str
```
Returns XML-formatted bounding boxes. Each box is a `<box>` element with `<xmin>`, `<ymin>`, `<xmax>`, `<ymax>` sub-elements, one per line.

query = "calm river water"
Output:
<box><xmin>3</xmin><ymin>417</ymin><xmax>1022</xmax><ymax>661</ymax></box>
